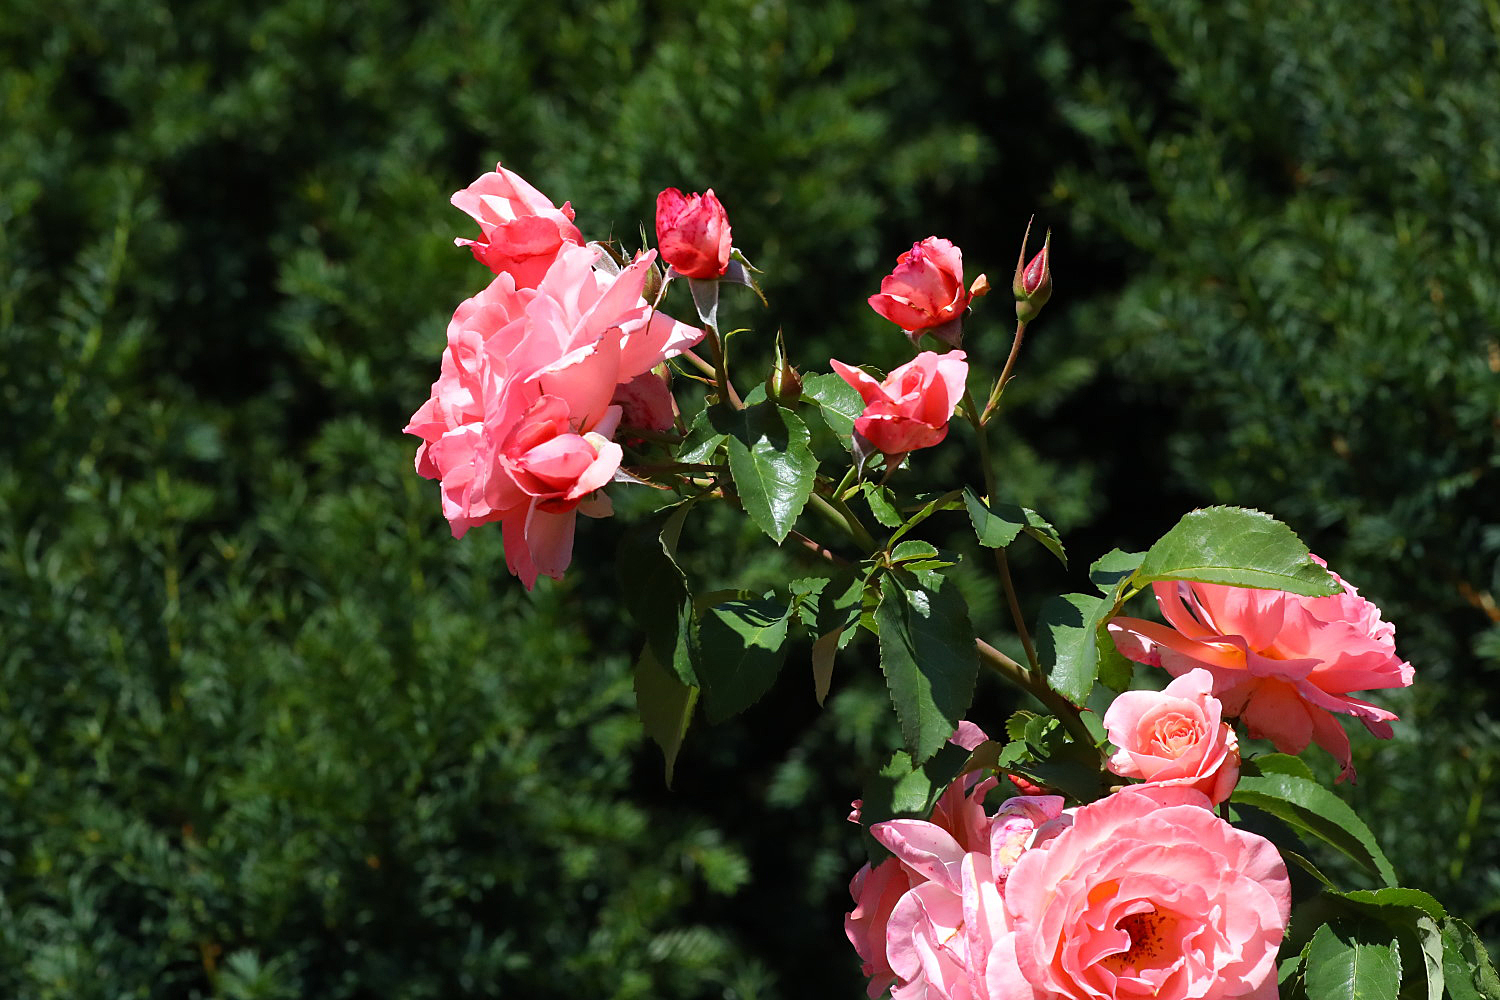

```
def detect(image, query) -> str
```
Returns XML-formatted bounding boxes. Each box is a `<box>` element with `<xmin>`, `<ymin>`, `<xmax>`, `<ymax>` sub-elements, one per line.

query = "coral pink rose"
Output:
<box><xmin>487</xmin><ymin>395</ymin><xmax>623</xmax><ymax>587</ymax></box>
<box><xmin>847</xmin><ymin>727</ymin><xmax>1065</xmax><ymax>1000</ymax></box>
<box><xmin>869</xmin><ymin>237</ymin><xmax>978</xmax><ymax>344</ymax></box>
<box><xmin>1107</xmin><ymin>559</ymin><xmax>1414</xmax><ymax>781</ymax></box>
<box><xmin>452</xmin><ymin>163</ymin><xmax>584</xmax><ymax>287</ymax></box>
<box><xmin>829</xmin><ymin>351</ymin><xmax>969</xmax><ymax>460</ymax></box>
<box><xmin>992</xmin><ymin>786</ymin><xmax>1290</xmax><ymax>1000</ymax></box>
<box><xmin>655</xmin><ymin>187</ymin><xmax>733</xmax><ymax>279</ymax></box>
<box><xmin>1103</xmin><ymin>668</ymin><xmax>1241</xmax><ymax>805</ymax></box>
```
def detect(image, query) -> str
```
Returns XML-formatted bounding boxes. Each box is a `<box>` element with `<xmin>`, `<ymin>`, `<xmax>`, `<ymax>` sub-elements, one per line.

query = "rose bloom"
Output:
<box><xmin>868</xmin><ymin>236</ymin><xmax>975</xmax><ymax>339</ymax></box>
<box><xmin>1107</xmin><ymin>560</ymin><xmax>1414</xmax><ymax>781</ymax></box>
<box><xmin>992</xmin><ymin>786</ymin><xmax>1290</xmax><ymax>1000</ymax></box>
<box><xmin>849</xmin><ymin>784</ymin><xmax>1065</xmax><ymax>1000</ymax></box>
<box><xmin>847</xmin><ymin>723</ymin><xmax>1066</xmax><ymax>1000</ymax></box>
<box><xmin>451</xmin><ymin>163</ymin><xmax>584</xmax><ymax>287</ymax></box>
<box><xmin>1103</xmin><ymin>668</ymin><xmax>1241</xmax><ymax>805</ymax></box>
<box><xmin>829</xmin><ymin>351</ymin><xmax>968</xmax><ymax>460</ymax></box>
<box><xmin>405</xmin><ymin>243</ymin><xmax>700</xmax><ymax>586</ymax></box>
<box><xmin>655</xmin><ymin>187</ymin><xmax>732</xmax><ymax>279</ymax></box>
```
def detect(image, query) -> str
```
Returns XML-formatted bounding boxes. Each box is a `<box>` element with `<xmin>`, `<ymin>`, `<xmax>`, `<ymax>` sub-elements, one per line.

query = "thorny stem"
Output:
<box><xmin>963</xmin><ymin>387</ymin><xmax>1042</xmax><ymax>677</ymax></box>
<box><xmin>982</xmin><ymin>319</ymin><xmax>1028</xmax><ymax>424</ymax></box>
<box><xmin>975</xmin><ymin>639</ymin><xmax>1098</xmax><ymax>753</ymax></box>
<box><xmin>789</xmin><ymin>530</ymin><xmax>851</xmax><ymax>566</ymax></box>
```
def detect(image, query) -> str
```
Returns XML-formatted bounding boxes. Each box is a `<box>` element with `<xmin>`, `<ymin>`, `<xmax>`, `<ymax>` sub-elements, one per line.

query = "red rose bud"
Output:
<box><xmin>655</xmin><ymin>187</ymin><xmax>733</xmax><ymax>280</ymax></box>
<box><xmin>1011</xmin><ymin>218</ymin><xmax>1052</xmax><ymax>323</ymax></box>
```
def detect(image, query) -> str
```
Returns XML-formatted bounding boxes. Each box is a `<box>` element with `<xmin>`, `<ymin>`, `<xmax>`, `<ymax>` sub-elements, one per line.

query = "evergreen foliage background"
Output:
<box><xmin>1</xmin><ymin>0</ymin><xmax>1494</xmax><ymax>996</ymax></box>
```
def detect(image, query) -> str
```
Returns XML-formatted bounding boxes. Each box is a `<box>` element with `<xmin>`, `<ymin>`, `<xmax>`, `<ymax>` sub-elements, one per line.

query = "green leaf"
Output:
<box><xmin>1035</xmin><ymin>592</ymin><xmax>1110</xmax><ymax>705</ymax></box>
<box><xmin>1089</xmin><ymin>548</ymin><xmax>1144</xmax><ymax>594</ymax></box>
<box><xmin>964</xmin><ymin>487</ymin><xmax>1023</xmax><ymax>548</ymax></box>
<box><xmin>1020</xmin><ymin>510</ymin><xmax>1067</xmax><ymax>567</ymax></box>
<box><xmin>677</xmin><ymin>409</ymin><xmax>727</xmax><ymax>463</ymax></box>
<box><xmin>811</xmin><ymin>628</ymin><xmax>841</xmax><ymax>705</ymax></box>
<box><xmin>803</xmin><ymin>371</ymin><xmax>864</xmax><ymax>441</ymax></box>
<box><xmin>1243</xmin><ymin>753</ymin><xmax>1318</xmax><ymax>782</ymax></box>
<box><xmin>861</xmin><ymin>482</ymin><xmax>903</xmax><ymax>527</ymax></box>
<box><xmin>617</xmin><ymin>509</ymin><xmax>696</xmax><ymax>685</ymax></box>
<box><xmin>876</xmin><ymin>569</ymin><xmax>978</xmax><ymax>762</ymax></box>
<box><xmin>712</xmin><ymin>401</ymin><xmax>817</xmax><ymax>542</ymax></box>
<box><xmin>1136</xmin><ymin>506</ymin><xmax>1340</xmax><ymax>596</ymax></box>
<box><xmin>633</xmin><ymin>644</ymin><xmax>698</xmax><ymax>786</ymax></box>
<box><xmin>1304</xmin><ymin>923</ymin><xmax>1401</xmax><ymax>1000</ymax></box>
<box><xmin>695</xmin><ymin>598</ymin><xmax>790</xmax><ymax>723</ymax></box>
<box><xmin>858</xmin><ymin>742</ymin><xmax>972</xmax><ymax>862</ymax></box>
<box><xmin>1231</xmin><ymin>773</ymin><xmax>1398</xmax><ymax>886</ymax></box>
<box><xmin>1441</xmin><ymin>917</ymin><xmax>1500</xmax><ymax>1000</ymax></box>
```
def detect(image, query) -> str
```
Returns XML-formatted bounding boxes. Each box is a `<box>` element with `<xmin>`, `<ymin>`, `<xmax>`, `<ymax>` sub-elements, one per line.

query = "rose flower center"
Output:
<box><xmin>1148</xmin><ymin>713</ymin><xmax>1202</xmax><ymax>758</ymax></box>
<box><xmin>1099</xmin><ymin>905</ymin><xmax>1177</xmax><ymax>976</ymax></box>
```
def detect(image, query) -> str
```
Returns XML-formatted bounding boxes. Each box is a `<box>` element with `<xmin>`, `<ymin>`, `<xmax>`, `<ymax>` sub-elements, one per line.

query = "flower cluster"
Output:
<box><xmin>848</xmin><ymin>728</ymin><xmax>1289</xmax><ymax>1000</ymax></box>
<box><xmin>1107</xmin><ymin>559</ymin><xmax>1414</xmax><ymax>780</ymax></box>
<box><xmin>405</xmin><ymin>164</ymin><xmax>702</xmax><ymax>587</ymax></box>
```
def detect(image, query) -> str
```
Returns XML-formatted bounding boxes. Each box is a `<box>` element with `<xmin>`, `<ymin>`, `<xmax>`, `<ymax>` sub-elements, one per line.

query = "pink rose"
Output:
<box><xmin>655</xmin><ymin>187</ymin><xmax>732</xmax><ymax>279</ymax></box>
<box><xmin>830</xmin><ymin>351</ymin><xmax>969</xmax><ymax>460</ymax></box>
<box><xmin>868</xmin><ymin>237</ymin><xmax>977</xmax><ymax>342</ymax></box>
<box><xmin>487</xmin><ymin>395</ymin><xmax>623</xmax><ymax>587</ymax></box>
<box><xmin>611</xmin><ymin>370</ymin><xmax>678</xmax><ymax>436</ymax></box>
<box><xmin>847</xmin><ymin>730</ymin><xmax>1066</xmax><ymax>1000</ymax></box>
<box><xmin>1103</xmin><ymin>668</ymin><xmax>1241</xmax><ymax>804</ymax></box>
<box><xmin>1107</xmin><ymin>558</ymin><xmax>1414</xmax><ymax>781</ymax></box>
<box><xmin>992</xmin><ymin>786</ymin><xmax>1290</xmax><ymax>1000</ymax></box>
<box><xmin>405</xmin><ymin>244</ymin><xmax>702</xmax><ymax>586</ymax></box>
<box><xmin>452</xmin><ymin>163</ymin><xmax>584</xmax><ymax>287</ymax></box>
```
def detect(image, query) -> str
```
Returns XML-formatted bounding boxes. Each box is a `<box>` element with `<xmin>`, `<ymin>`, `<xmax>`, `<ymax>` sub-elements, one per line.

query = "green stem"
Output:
<box><xmin>982</xmin><ymin>319</ymin><xmax>1028</xmax><ymax>424</ymax></box>
<box><xmin>702</xmin><ymin>324</ymin><xmax>742</xmax><ymax>409</ymax></box>
<box><xmin>963</xmin><ymin>387</ymin><xmax>1042</xmax><ymax>677</ymax></box>
<box><xmin>975</xmin><ymin>639</ymin><xmax>1098</xmax><ymax>753</ymax></box>
<box><xmin>808</xmin><ymin>491</ymin><xmax>877</xmax><ymax>555</ymax></box>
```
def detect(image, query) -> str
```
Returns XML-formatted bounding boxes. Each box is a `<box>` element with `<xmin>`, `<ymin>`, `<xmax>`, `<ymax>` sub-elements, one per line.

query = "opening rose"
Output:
<box><xmin>655</xmin><ymin>187</ymin><xmax>732</xmax><ymax>280</ymax></box>
<box><xmin>1107</xmin><ymin>557</ymin><xmax>1414</xmax><ymax>780</ymax></box>
<box><xmin>1102</xmin><ymin>667</ymin><xmax>1241</xmax><ymax>804</ymax></box>
<box><xmin>830</xmin><ymin>351</ymin><xmax>968</xmax><ymax>461</ymax></box>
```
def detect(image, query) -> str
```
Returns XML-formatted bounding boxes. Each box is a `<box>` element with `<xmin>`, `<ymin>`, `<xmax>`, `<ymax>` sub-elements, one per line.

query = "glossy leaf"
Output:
<box><xmin>802</xmin><ymin>371</ymin><xmax>864</xmax><ymax>441</ymax></box>
<box><xmin>1304</xmin><ymin>924</ymin><xmax>1401</xmax><ymax>1000</ymax></box>
<box><xmin>876</xmin><ymin>569</ymin><xmax>978</xmax><ymax>763</ymax></box>
<box><xmin>1035</xmin><ymin>592</ymin><xmax>1110</xmax><ymax>705</ymax></box>
<box><xmin>712</xmin><ymin>401</ymin><xmax>816</xmax><ymax>543</ymax></box>
<box><xmin>861</xmin><ymin>482</ymin><xmax>902</xmax><ymax>527</ymax></box>
<box><xmin>696</xmin><ymin>597</ymin><xmax>790</xmax><ymax>722</ymax></box>
<box><xmin>1089</xmin><ymin>548</ymin><xmax>1143</xmax><ymax>594</ymax></box>
<box><xmin>1232</xmin><ymin>773</ymin><xmax>1397</xmax><ymax>886</ymax></box>
<box><xmin>1136</xmin><ymin>506</ymin><xmax>1340</xmax><ymax>596</ymax></box>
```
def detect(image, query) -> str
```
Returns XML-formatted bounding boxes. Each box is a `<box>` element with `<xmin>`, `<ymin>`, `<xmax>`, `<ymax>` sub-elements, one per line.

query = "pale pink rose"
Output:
<box><xmin>1107</xmin><ymin>558</ymin><xmax>1414</xmax><ymax>781</ymax></box>
<box><xmin>1103</xmin><ymin>668</ymin><xmax>1241</xmax><ymax>804</ymax></box>
<box><xmin>829</xmin><ymin>351</ymin><xmax>969</xmax><ymax>460</ymax></box>
<box><xmin>452</xmin><ymin>163</ymin><xmax>584</xmax><ymax>286</ymax></box>
<box><xmin>847</xmin><ymin>727</ymin><xmax>1066</xmax><ymax>1000</ymax></box>
<box><xmin>655</xmin><ymin>187</ymin><xmax>732</xmax><ymax>279</ymax></box>
<box><xmin>991</xmin><ymin>786</ymin><xmax>1290</xmax><ymax>1000</ymax></box>
<box><xmin>868</xmin><ymin>237</ymin><xmax>976</xmax><ymax>339</ymax></box>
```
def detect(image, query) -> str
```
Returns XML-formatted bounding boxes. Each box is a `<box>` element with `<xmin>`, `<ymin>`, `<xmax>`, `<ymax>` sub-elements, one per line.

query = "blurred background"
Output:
<box><xmin>2</xmin><ymin>0</ymin><xmax>1496</xmax><ymax>996</ymax></box>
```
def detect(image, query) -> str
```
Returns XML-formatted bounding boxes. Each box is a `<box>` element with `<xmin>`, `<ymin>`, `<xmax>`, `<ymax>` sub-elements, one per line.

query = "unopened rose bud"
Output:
<box><xmin>655</xmin><ymin>187</ymin><xmax>733</xmax><ymax>280</ymax></box>
<box><xmin>766</xmin><ymin>330</ymin><xmax>803</xmax><ymax>406</ymax></box>
<box><xmin>1011</xmin><ymin>218</ymin><xmax>1052</xmax><ymax>324</ymax></box>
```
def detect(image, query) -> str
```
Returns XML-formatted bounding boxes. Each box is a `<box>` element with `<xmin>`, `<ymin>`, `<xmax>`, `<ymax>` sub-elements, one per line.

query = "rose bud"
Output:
<box><xmin>867</xmin><ymin>236</ymin><xmax>978</xmax><ymax>347</ymax></box>
<box><xmin>1011</xmin><ymin>217</ymin><xmax>1052</xmax><ymax>324</ymax></box>
<box><xmin>655</xmin><ymin>187</ymin><xmax>733</xmax><ymax>280</ymax></box>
